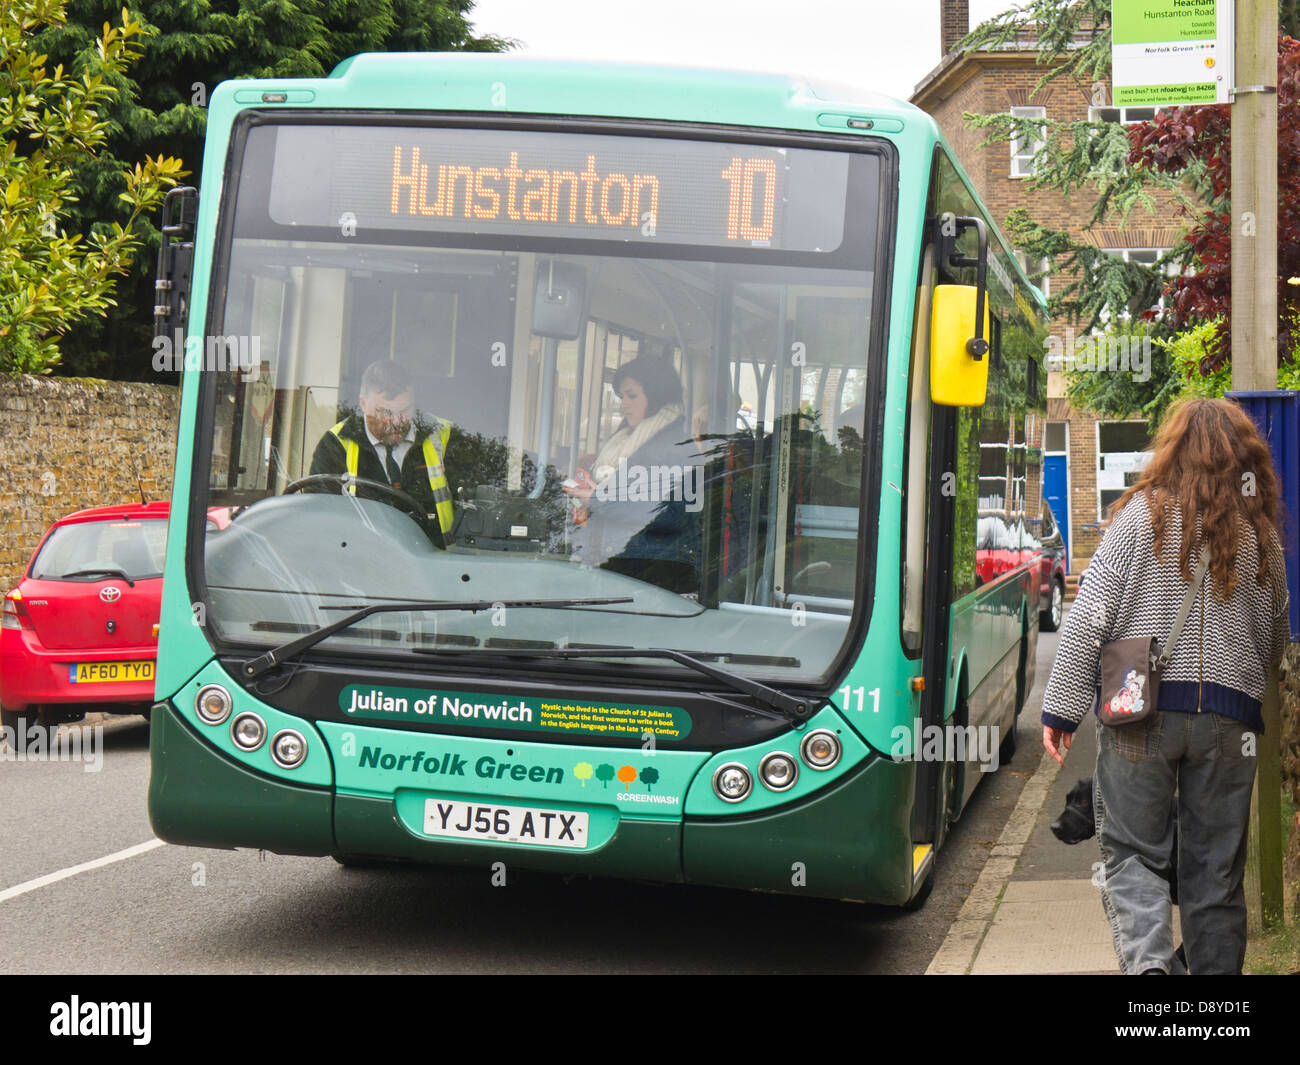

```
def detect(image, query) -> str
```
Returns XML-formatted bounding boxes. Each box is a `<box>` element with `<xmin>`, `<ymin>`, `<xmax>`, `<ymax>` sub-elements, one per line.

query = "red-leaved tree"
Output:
<box><xmin>1127</xmin><ymin>34</ymin><xmax>1300</xmax><ymax>373</ymax></box>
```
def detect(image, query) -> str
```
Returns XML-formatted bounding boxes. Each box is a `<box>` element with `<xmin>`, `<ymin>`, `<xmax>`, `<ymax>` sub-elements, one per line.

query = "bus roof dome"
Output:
<box><xmin>323</xmin><ymin>52</ymin><xmax>916</xmax><ymax>124</ymax></box>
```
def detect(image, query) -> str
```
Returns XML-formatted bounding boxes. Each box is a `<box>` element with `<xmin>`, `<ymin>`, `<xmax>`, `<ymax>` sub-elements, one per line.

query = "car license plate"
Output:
<box><xmin>68</xmin><ymin>661</ymin><xmax>154</xmax><ymax>684</ymax></box>
<box><xmin>423</xmin><ymin>799</ymin><xmax>589</xmax><ymax>849</ymax></box>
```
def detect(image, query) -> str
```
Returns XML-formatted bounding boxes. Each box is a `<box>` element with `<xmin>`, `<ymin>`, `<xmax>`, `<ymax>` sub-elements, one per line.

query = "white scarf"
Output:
<box><xmin>592</xmin><ymin>402</ymin><xmax>684</xmax><ymax>486</ymax></box>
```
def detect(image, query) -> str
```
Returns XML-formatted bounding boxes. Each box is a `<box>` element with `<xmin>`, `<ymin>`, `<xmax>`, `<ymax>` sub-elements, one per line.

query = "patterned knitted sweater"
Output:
<box><xmin>1042</xmin><ymin>492</ymin><xmax>1290</xmax><ymax>734</ymax></box>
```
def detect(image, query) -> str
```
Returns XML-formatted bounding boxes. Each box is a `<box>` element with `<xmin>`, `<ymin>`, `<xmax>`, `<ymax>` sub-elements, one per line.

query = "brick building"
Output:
<box><xmin>912</xmin><ymin>1</ymin><xmax>1183</xmax><ymax>575</ymax></box>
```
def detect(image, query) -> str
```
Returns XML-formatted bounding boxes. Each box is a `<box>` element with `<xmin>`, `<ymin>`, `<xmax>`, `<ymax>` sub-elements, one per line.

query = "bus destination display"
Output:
<box><xmin>263</xmin><ymin>125</ymin><xmax>850</xmax><ymax>252</ymax></box>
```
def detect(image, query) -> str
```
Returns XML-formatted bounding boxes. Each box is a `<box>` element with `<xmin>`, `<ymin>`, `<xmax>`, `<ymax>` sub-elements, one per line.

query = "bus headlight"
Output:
<box><xmin>712</xmin><ymin>762</ymin><xmax>752</xmax><ymax>803</ymax></box>
<box><xmin>800</xmin><ymin>729</ymin><xmax>841</xmax><ymax>770</ymax></box>
<box><xmin>271</xmin><ymin>729</ymin><xmax>308</xmax><ymax>769</ymax></box>
<box><xmin>196</xmin><ymin>685</ymin><xmax>232</xmax><ymax>725</ymax></box>
<box><xmin>231</xmin><ymin>712</ymin><xmax>267</xmax><ymax>752</ymax></box>
<box><xmin>758</xmin><ymin>751</ymin><xmax>799</xmax><ymax>791</ymax></box>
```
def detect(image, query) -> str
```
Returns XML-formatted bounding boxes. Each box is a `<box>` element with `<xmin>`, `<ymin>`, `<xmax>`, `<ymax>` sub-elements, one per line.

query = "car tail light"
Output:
<box><xmin>2</xmin><ymin>591</ymin><xmax>31</xmax><ymax>631</ymax></box>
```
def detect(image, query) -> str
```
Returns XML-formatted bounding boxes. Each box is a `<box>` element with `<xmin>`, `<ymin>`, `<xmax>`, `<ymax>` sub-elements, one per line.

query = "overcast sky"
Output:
<box><xmin>466</xmin><ymin>0</ymin><xmax>1019</xmax><ymax>102</ymax></box>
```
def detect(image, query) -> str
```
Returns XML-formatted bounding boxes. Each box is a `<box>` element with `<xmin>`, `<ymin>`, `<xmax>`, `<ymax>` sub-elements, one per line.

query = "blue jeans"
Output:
<box><xmin>1094</xmin><ymin>710</ymin><xmax>1257</xmax><ymax>975</ymax></box>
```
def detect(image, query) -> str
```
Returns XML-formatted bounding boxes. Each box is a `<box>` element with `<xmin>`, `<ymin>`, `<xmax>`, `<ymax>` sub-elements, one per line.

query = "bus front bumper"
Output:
<box><xmin>149</xmin><ymin>701</ymin><xmax>917</xmax><ymax>903</ymax></box>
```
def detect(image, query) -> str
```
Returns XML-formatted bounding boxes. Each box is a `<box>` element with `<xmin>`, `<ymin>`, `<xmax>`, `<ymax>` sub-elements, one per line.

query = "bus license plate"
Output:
<box><xmin>69</xmin><ymin>661</ymin><xmax>154</xmax><ymax>683</ymax></box>
<box><xmin>423</xmin><ymin>799</ymin><xmax>589</xmax><ymax>849</ymax></box>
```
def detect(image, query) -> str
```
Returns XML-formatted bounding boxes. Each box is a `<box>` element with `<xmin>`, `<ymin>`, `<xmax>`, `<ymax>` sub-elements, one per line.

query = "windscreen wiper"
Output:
<box><xmin>413</xmin><ymin>644</ymin><xmax>811</xmax><ymax>724</ymax></box>
<box><xmin>63</xmin><ymin>567</ymin><xmax>136</xmax><ymax>587</ymax></box>
<box><xmin>241</xmin><ymin>597</ymin><xmax>632</xmax><ymax>679</ymax></box>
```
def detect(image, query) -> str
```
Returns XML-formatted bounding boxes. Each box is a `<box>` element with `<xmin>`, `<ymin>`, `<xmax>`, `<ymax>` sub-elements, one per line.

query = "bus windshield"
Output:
<box><xmin>198</xmin><ymin>120</ymin><xmax>885</xmax><ymax>682</ymax></box>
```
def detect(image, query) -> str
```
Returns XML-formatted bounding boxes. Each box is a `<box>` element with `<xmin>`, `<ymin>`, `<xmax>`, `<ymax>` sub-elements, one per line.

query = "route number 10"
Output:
<box><xmin>721</xmin><ymin>157</ymin><xmax>777</xmax><ymax>242</ymax></box>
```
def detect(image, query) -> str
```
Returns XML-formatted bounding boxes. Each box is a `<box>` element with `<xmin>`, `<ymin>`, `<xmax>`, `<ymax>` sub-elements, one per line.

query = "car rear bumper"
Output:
<box><xmin>0</xmin><ymin>628</ymin><xmax>156</xmax><ymax>709</ymax></box>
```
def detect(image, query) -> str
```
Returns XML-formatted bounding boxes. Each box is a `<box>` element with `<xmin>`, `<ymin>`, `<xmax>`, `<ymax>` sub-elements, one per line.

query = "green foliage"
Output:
<box><xmin>1061</xmin><ymin>320</ymin><xmax>1181</xmax><ymax>426</ymax></box>
<box><xmin>1159</xmin><ymin>319</ymin><xmax>1300</xmax><ymax>409</ymax></box>
<box><xmin>1000</xmin><ymin>210</ymin><xmax>1177</xmax><ymax>338</ymax></box>
<box><xmin>956</xmin><ymin>0</ymin><xmax>1113</xmax><ymax>98</ymax></box>
<box><xmin>0</xmin><ymin>0</ymin><xmax>185</xmax><ymax>374</ymax></box>
<box><xmin>31</xmin><ymin>1</ymin><xmax>513</xmax><ymax>379</ymax></box>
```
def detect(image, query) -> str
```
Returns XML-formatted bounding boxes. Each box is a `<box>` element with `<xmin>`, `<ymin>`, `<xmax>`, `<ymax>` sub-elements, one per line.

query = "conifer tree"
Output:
<box><xmin>959</xmin><ymin>1</ymin><xmax>1299</xmax><ymax>421</ymax></box>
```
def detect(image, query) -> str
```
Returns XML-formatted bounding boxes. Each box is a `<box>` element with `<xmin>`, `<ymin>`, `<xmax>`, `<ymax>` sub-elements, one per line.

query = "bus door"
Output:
<box><xmin>905</xmin><ymin>239</ymin><xmax>961</xmax><ymax>849</ymax></box>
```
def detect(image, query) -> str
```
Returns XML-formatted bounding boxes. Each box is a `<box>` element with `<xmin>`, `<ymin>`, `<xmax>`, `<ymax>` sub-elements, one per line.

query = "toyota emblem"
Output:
<box><xmin>99</xmin><ymin>586</ymin><xmax>122</xmax><ymax>603</ymax></box>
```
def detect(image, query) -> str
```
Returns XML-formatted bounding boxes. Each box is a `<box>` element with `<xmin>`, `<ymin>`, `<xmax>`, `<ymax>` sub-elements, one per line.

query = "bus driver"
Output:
<box><xmin>308</xmin><ymin>359</ymin><xmax>459</xmax><ymax>546</ymax></box>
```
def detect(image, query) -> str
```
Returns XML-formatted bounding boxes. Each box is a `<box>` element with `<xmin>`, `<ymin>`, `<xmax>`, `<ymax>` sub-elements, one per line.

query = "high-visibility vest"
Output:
<box><xmin>329</xmin><ymin>419</ymin><xmax>455</xmax><ymax>534</ymax></box>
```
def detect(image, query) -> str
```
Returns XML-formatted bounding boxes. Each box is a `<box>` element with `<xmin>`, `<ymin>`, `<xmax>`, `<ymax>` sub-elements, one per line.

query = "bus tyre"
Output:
<box><xmin>1040</xmin><ymin>579</ymin><xmax>1064</xmax><ymax>632</ymax></box>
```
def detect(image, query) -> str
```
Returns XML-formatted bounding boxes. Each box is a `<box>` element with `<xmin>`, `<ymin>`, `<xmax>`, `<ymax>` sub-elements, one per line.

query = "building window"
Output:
<box><xmin>1009</xmin><ymin>106</ymin><xmax>1046</xmax><ymax>178</ymax></box>
<box><xmin>1014</xmin><ymin>249</ymin><xmax>1051</xmax><ymax>298</ymax></box>
<box><xmin>1089</xmin><ymin>106</ymin><xmax>1159</xmax><ymax>124</ymax></box>
<box><xmin>1044</xmin><ymin>421</ymin><xmax>1067</xmax><ymax>453</ymax></box>
<box><xmin>1097</xmin><ymin>420</ymin><xmax>1152</xmax><ymax>518</ymax></box>
<box><xmin>1096</xmin><ymin>247</ymin><xmax>1178</xmax><ymax>322</ymax></box>
<box><xmin>1103</xmin><ymin>247</ymin><xmax>1172</xmax><ymax>268</ymax></box>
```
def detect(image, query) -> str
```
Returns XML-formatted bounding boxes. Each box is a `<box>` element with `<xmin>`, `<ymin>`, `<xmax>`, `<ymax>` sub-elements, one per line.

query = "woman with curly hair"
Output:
<box><xmin>1041</xmin><ymin>397</ymin><xmax>1290</xmax><ymax>974</ymax></box>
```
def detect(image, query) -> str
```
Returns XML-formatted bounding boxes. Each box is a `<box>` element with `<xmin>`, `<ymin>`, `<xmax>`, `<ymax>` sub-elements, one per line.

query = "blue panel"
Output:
<box><xmin>1044</xmin><ymin>454</ymin><xmax>1069</xmax><ymax>568</ymax></box>
<box><xmin>1227</xmin><ymin>391</ymin><xmax>1300</xmax><ymax>641</ymax></box>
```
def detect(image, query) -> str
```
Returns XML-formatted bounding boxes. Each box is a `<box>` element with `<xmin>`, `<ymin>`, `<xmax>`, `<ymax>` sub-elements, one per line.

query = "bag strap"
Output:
<box><xmin>1155</xmin><ymin>551</ymin><xmax>1211</xmax><ymax>668</ymax></box>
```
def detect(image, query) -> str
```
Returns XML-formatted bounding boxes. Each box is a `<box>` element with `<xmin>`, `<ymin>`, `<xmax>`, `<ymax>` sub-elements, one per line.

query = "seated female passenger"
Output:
<box><xmin>563</xmin><ymin>355</ymin><xmax>701</xmax><ymax>592</ymax></box>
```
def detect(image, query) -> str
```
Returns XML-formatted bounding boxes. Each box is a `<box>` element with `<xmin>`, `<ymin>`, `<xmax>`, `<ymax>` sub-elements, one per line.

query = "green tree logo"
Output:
<box><xmin>595</xmin><ymin>763</ymin><xmax>615</xmax><ymax>789</ymax></box>
<box><xmin>573</xmin><ymin>762</ymin><xmax>594</xmax><ymax>787</ymax></box>
<box><xmin>640</xmin><ymin>767</ymin><xmax>660</xmax><ymax>792</ymax></box>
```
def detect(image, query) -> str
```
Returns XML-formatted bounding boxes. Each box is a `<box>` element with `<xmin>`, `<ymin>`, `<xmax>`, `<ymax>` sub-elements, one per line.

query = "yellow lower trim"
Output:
<box><xmin>912</xmin><ymin>843</ymin><xmax>933</xmax><ymax>877</ymax></box>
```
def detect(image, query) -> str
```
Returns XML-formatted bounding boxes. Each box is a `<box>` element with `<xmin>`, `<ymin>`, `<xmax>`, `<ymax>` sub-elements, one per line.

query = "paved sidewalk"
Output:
<box><xmin>928</xmin><ymin>710</ymin><xmax>1132</xmax><ymax>974</ymax></box>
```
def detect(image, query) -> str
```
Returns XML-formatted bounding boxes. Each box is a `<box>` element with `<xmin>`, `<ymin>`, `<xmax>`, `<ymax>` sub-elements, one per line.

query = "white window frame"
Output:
<box><xmin>1088</xmin><ymin>105</ymin><xmax>1161</xmax><ymax>125</ymax></box>
<box><xmin>1009</xmin><ymin>106</ymin><xmax>1046</xmax><ymax>178</ymax></box>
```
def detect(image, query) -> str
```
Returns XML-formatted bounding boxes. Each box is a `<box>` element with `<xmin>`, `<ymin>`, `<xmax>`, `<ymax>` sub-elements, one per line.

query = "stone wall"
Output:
<box><xmin>0</xmin><ymin>375</ymin><xmax>180</xmax><ymax>591</ymax></box>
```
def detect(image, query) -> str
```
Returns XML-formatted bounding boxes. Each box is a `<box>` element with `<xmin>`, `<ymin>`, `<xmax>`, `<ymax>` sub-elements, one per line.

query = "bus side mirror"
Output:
<box><xmin>930</xmin><ymin>284</ymin><xmax>990</xmax><ymax>407</ymax></box>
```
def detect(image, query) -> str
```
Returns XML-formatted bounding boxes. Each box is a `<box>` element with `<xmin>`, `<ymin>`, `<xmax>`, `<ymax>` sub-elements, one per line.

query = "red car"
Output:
<box><xmin>1</xmin><ymin>501</ymin><xmax>172</xmax><ymax>730</ymax></box>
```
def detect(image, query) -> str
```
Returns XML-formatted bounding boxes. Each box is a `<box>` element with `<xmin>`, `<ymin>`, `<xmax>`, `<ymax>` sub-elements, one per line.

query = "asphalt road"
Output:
<box><xmin>0</xmin><ymin>628</ymin><xmax>1060</xmax><ymax>974</ymax></box>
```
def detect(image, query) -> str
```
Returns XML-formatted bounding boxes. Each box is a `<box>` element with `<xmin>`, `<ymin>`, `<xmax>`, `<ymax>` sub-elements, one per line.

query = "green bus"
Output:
<box><xmin>148</xmin><ymin>54</ymin><xmax>1048</xmax><ymax>907</ymax></box>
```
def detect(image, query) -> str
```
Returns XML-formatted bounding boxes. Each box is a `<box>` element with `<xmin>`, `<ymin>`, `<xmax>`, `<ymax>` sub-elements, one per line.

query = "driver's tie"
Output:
<box><xmin>383</xmin><ymin>445</ymin><xmax>401</xmax><ymax>489</ymax></box>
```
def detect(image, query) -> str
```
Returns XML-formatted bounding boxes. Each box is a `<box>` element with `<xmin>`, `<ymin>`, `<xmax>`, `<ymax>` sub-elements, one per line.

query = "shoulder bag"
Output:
<box><xmin>1097</xmin><ymin>551</ymin><xmax>1209</xmax><ymax>728</ymax></box>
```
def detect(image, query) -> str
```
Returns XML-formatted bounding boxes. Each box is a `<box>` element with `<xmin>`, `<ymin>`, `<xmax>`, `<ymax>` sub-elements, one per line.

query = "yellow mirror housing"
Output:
<box><xmin>930</xmin><ymin>284</ymin><xmax>991</xmax><ymax>407</ymax></box>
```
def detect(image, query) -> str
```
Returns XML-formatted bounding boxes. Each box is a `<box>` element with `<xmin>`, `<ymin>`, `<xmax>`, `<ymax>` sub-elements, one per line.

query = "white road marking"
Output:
<box><xmin>0</xmin><ymin>839</ymin><xmax>165</xmax><ymax>904</ymax></box>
